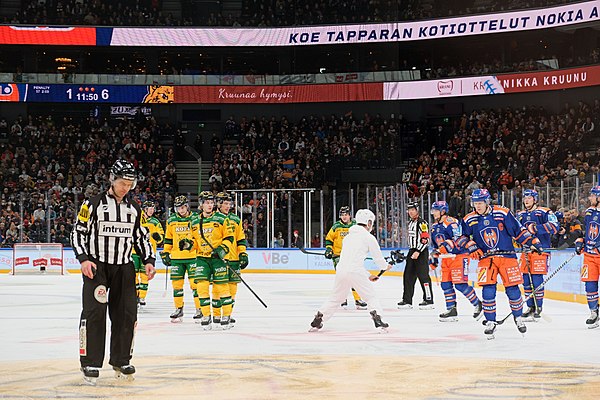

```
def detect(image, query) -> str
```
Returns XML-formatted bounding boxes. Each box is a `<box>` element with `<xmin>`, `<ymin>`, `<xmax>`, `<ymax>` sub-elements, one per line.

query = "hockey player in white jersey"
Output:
<box><xmin>309</xmin><ymin>209</ymin><xmax>392</xmax><ymax>332</ymax></box>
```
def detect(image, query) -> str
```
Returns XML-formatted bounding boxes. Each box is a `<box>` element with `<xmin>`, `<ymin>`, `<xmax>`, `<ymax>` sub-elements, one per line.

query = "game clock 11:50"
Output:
<box><xmin>66</xmin><ymin>87</ymin><xmax>110</xmax><ymax>101</ymax></box>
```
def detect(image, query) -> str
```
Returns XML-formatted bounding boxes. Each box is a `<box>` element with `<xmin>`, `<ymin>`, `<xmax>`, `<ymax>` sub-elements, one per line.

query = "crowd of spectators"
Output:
<box><xmin>237</xmin><ymin>0</ymin><xmax>581</xmax><ymax>27</ymax></box>
<box><xmin>422</xmin><ymin>49</ymin><xmax>600</xmax><ymax>80</ymax></box>
<box><xmin>209</xmin><ymin>99</ymin><xmax>600</xmax><ymax>246</ymax></box>
<box><xmin>210</xmin><ymin>112</ymin><xmax>401</xmax><ymax>192</ymax></box>
<box><xmin>2</xmin><ymin>99</ymin><xmax>598</xmax><ymax>248</ymax></box>
<box><xmin>401</xmin><ymin>99</ymin><xmax>600</xmax><ymax>217</ymax></box>
<box><xmin>12</xmin><ymin>0</ymin><xmax>189</xmax><ymax>27</ymax></box>
<box><xmin>8</xmin><ymin>0</ymin><xmax>582</xmax><ymax>27</ymax></box>
<box><xmin>0</xmin><ymin>113</ymin><xmax>178</xmax><ymax>247</ymax></box>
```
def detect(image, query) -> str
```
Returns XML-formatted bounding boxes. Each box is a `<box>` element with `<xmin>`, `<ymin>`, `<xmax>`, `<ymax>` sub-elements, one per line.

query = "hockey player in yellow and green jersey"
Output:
<box><xmin>325</xmin><ymin>206</ymin><xmax>367</xmax><ymax>309</ymax></box>
<box><xmin>216</xmin><ymin>192</ymin><xmax>248</xmax><ymax>326</ymax></box>
<box><xmin>181</xmin><ymin>191</ymin><xmax>234</xmax><ymax>330</ymax></box>
<box><xmin>162</xmin><ymin>195</ymin><xmax>201</xmax><ymax>323</ymax></box>
<box><xmin>134</xmin><ymin>200</ymin><xmax>164</xmax><ymax>308</ymax></box>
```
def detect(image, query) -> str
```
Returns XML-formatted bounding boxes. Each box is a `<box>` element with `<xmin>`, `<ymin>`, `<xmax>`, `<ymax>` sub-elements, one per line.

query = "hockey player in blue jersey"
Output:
<box><xmin>517</xmin><ymin>189</ymin><xmax>559</xmax><ymax>321</ymax></box>
<box><xmin>574</xmin><ymin>186</ymin><xmax>600</xmax><ymax>329</ymax></box>
<box><xmin>429</xmin><ymin>201</ymin><xmax>482</xmax><ymax>322</ymax></box>
<box><xmin>456</xmin><ymin>189</ymin><xmax>543</xmax><ymax>339</ymax></box>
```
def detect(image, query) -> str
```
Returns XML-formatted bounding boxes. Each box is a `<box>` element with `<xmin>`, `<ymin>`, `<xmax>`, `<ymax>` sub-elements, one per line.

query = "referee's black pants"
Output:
<box><xmin>79</xmin><ymin>259</ymin><xmax>137</xmax><ymax>368</ymax></box>
<box><xmin>402</xmin><ymin>249</ymin><xmax>433</xmax><ymax>304</ymax></box>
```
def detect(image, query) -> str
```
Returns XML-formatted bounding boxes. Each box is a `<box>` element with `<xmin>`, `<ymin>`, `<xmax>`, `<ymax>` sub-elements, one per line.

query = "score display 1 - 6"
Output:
<box><xmin>66</xmin><ymin>87</ymin><xmax>110</xmax><ymax>101</ymax></box>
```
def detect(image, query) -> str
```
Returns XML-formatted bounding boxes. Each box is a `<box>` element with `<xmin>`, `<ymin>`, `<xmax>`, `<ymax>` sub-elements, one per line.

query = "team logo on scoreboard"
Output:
<box><xmin>143</xmin><ymin>85</ymin><xmax>174</xmax><ymax>103</ymax></box>
<box><xmin>0</xmin><ymin>84</ymin><xmax>19</xmax><ymax>102</ymax></box>
<box><xmin>480</xmin><ymin>227</ymin><xmax>499</xmax><ymax>248</ymax></box>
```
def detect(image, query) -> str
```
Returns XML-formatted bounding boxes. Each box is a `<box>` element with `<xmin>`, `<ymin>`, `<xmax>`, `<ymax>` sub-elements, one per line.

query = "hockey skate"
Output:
<box><xmin>193</xmin><ymin>309</ymin><xmax>202</xmax><ymax>324</ymax></box>
<box><xmin>586</xmin><ymin>308</ymin><xmax>599</xmax><ymax>329</ymax></box>
<box><xmin>341</xmin><ymin>300</ymin><xmax>348</xmax><ymax>308</ymax></box>
<box><xmin>200</xmin><ymin>315</ymin><xmax>212</xmax><ymax>330</ymax></box>
<box><xmin>397</xmin><ymin>301</ymin><xmax>413</xmax><ymax>309</ymax></box>
<box><xmin>170</xmin><ymin>307</ymin><xmax>183</xmax><ymax>323</ymax></box>
<box><xmin>418</xmin><ymin>301</ymin><xmax>434</xmax><ymax>310</ymax></box>
<box><xmin>220</xmin><ymin>316</ymin><xmax>232</xmax><ymax>330</ymax></box>
<box><xmin>355</xmin><ymin>299</ymin><xmax>368</xmax><ymax>310</ymax></box>
<box><xmin>533</xmin><ymin>307</ymin><xmax>543</xmax><ymax>320</ymax></box>
<box><xmin>230</xmin><ymin>317</ymin><xmax>236</xmax><ymax>326</ymax></box>
<box><xmin>521</xmin><ymin>307</ymin><xmax>535</xmax><ymax>322</ymax></box>
<box><xmin>484</xmin><ymin>320</ymin><xmax>497</xmax><ymax>340</ymax></box>
<box><xmin>514</xmin><ymin>316</ymin><xmax>527</xmax><ymax>335</ymax></box>
<box><xmin>439</xmin><ymin>307</ymin><xmax>458</xmax><ymax>322</ymax></box>
<box><xmin>473</xmin><ymin>301</ymin><xmax>483</xmax><ymax>320</ymax></box>
<box><xmin>137</xmin><ymin>298</ymin><xmax>146</xmax><ymax>310</ymax></box>
<box><xmin>113</xmin><ymin>364</ymin><xmax>135</xmax><ymax>382</ymax></box>
<box><xmin>309</xmin><ymin>311</ymin><xmax>323</xmax><ymax>332</ymax></box>
<box><xmin>370</xmin><ymin>310</ymin><xmax>389</xmax><ymax>332</ymax></box>
<box><xmin>81</xmin><ymin>366</ymin><xmax>99</xmax><ymax>386</ymax></box>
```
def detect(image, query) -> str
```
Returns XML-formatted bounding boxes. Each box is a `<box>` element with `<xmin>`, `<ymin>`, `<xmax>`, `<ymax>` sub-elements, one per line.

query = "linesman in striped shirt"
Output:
<box><xmin>71</xmin><ymin>159</ymin><xmax>156</xmax><ymax>384</ymax></box>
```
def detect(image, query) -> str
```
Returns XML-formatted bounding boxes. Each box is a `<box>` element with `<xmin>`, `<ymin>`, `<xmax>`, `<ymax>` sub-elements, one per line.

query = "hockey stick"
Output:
<box><xmin>300</xmin><ymin>245</ymin><xmax>406</xmax><ymax>265</ymax></box>
<box><xmin>497</xmin><ymin>252</ymin><xmax>577</xmax><ymax>325</ymax></box>
<box><xmin>371</xmin><ymin>269</ymin><xmax>387</xmax><ymax>281</ymax></box>
<box><xmin>159</xmin><ymin>251</ymin><xmax>170</xmax><ymax>298</ymax></box>
<box><xmin>199</xmin><ymin>214</ymin><xmax>268</xmax><ymax>308</ymax></box>
<box><xmin>298</xmin><ymin>246</ymin><xmax>325</xmax><ymax>256</ymax></box>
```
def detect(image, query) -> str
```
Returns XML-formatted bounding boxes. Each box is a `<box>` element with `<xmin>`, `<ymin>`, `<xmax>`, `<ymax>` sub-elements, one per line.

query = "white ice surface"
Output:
<box><xmin>0</xmin><ymin>272</ymin><xmax>598</xmax><ymax>365</ymax></box>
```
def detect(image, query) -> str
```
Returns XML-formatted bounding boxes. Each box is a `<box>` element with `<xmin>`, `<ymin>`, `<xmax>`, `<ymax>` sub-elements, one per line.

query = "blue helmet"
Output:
<box><xmin>523</xmin><ymin>189</ymin><xmax>539</xmax><ymax>202</ymax></box>
<box><xmin>591</xmin><ymin>186</ymin><xmax>600</xmax><ymax>196</ymax></box>
<box><xmin>471</xmin><ymin>188</ymin><xmax>491</xmax><ymax>204</ymax></box>
<box><xmin>431</xmin><ymin>201</ymin><xmax>449</xmax><ymax>214</ymax></box>
<box><xmin>554</xmin><ymin>211</ymin><xmax>564</xmax><ymax>221</ymax></box>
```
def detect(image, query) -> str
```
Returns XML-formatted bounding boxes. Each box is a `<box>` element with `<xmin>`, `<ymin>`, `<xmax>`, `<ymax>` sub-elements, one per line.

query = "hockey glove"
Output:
<box><xmin>239</xmin><ymin>252</ymin><xmax>249</xmax><ymax>269</ymax></box>
<box><xmin>159</xmin><ymin>252</ymin><xmax>171</xmax><ymax>266</ymax></box>
<box><xmin>575</xmin><ymin>238</ymin><xmax>584</xmax><ymax>255</ymax></box>
<box><xmin>438</xmin><ymin>240</ymin><xmax>454</xmax><ymax>254</ymax></box>
<box><xmin>324</xmin><ymin>247</ymin><xmax>334</xmax><ymax>259</ymax></box>
<box><xmin>178</xmin><ymin>238</ymin><xmax>194</xmax><ymax>251</ymax></box>
<box><xmin>466</xmin><ymin>241</ymin><xmax>484</xmax><ymax>260</ymax></box>
<box><xmin>530</xmin><ymin>238</ymin><xmax>543</xmax><ymax>255</ymax></box>
<box><xmin>212</xmin><ymin>244</ymin><xmax>229</xmax><ymax>260</ymax></box>
<box><xmin>151</xmin><ymin>232</ymin><xmax>163</xmax><ymax>242</ymax></box>
<box><xmin>429</xmin><ymin>257</ymin><xmax>438</xmax><ymax>270</ymax></box>
<box><xmin>389</xmin><ymin>250</ymin><xmax>406</xmax><ymax>264</ymax></box>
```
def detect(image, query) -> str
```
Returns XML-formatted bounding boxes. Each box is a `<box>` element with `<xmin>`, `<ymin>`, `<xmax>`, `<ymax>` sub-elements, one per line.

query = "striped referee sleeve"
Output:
<box><xmin>416</xmin><ymin>220</ymin><xmax>429</xmax><ymax>253</ymax></box>
<box><xmin>132</xmin><ymin>206</ymin><xmax>155</xmax><ymax>265</ymax></box>
<box><xmin>71</xmin><ymin>199</ymin><xmax>92</xmax><ymax>263</ymax></box>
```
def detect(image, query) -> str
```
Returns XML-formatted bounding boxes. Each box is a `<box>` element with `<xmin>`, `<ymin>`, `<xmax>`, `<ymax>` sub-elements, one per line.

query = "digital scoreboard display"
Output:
<box><xmin>24</xmin><ymin>84</ymin><xmax>153</xmax><ymax>103</ymax></box>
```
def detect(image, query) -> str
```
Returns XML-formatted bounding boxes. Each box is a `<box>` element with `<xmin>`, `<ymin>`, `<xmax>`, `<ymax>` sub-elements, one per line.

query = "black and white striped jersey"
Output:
<box><xmin>407</xmin><ymin>217</ymin><xmax>429</xmax><ymax>253</ymax></box>
<box><xmin>71</xmin><ymin>191</ymin><xmax>155</xmax><ymax>266</ymax></box>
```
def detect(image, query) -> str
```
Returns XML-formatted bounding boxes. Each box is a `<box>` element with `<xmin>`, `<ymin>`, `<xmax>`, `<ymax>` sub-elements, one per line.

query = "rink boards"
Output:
<box><xmin>0</xmin><ymin>248</ymin><xmax>587</xmax><ymax>303</ymax></box>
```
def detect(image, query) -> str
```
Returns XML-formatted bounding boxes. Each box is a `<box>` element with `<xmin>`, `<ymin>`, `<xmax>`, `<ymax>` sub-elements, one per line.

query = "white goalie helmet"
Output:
<box><xmin>355</xmin><ymin>209</ymin><xmax>376</xmax><ymax>226</ymax></box>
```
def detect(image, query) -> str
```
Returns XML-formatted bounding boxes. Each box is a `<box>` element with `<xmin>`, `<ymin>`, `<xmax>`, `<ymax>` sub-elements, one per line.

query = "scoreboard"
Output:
<box><xmin>1</xmin><ymin>65</ymin><xmax>599</xmax><ymax>104</ymax></box>
<box><xmin>1</xmin><ymin>84</ymin><xmax>156</xmax><ymax>103</ymax></box>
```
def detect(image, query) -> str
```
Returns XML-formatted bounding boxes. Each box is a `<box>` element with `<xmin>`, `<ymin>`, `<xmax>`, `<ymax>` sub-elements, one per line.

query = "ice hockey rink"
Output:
<box><xmin>1</xmin><ymin>271</ymin><xmax>599</xmax><ymax>399</ymax></box>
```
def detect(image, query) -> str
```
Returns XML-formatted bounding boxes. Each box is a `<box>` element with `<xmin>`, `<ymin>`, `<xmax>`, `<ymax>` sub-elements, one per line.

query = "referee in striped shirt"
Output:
<box><xmin>397</xmin><ymin>201</ymin><xmax>434</xmax><ymax>309</ymax></box>
<box><xmin>71</xmin><ymin>159</ymin><xmax>156</xmax><ymax>383</ymax></box>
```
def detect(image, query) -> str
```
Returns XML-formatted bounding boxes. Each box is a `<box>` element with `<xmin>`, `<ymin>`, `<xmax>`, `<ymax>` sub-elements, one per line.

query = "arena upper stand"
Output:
<box><xmin>8</xmin><ymin>0</ymin><xmax>585</xmax><ymax>27</ymax></box>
